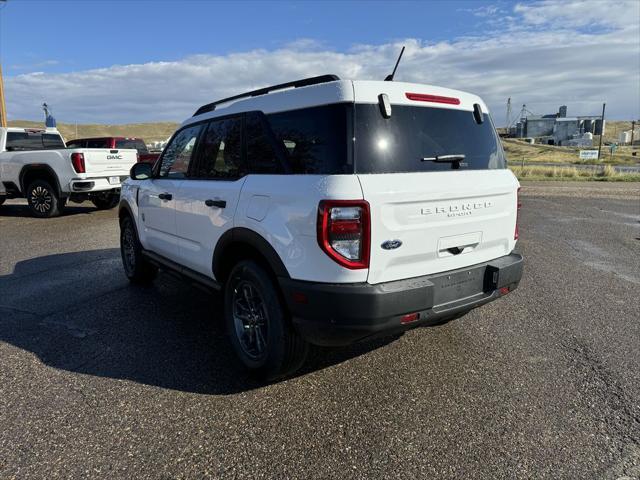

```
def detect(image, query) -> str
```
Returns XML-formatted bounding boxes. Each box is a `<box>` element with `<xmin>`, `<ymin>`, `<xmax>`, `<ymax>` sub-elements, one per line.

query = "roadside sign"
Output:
<box><xmin>579</xmin><ymin>150</ymin><xmax>599</xmax><ymax>160</ymax></box>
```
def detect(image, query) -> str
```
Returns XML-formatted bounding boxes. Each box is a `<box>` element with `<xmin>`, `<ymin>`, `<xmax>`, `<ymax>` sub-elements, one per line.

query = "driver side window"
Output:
<box><xmin>158</xmin><ymin>125</ymin><xmax>202</xmax><ymax>178</ymax></box>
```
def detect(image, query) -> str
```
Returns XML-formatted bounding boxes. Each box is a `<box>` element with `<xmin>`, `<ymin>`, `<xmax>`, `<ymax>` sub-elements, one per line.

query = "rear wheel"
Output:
<box><xmin>120</xmin><ymin>215</ymin><xmax>157</xmax><ymax>284</ymax></box>
<box><xmin>224</xmin><ymin>260</ymin><xmax>308</xmax><ymax>381</ymax></box>
<box><xmin>92</xmin><ymin>192</ymin><xmax>120</xmax><ymax>210</ymax></box>
<box><xmin>26</xmin><ymin>180</ymin><xmax>62</xmax><ymax>218</ymax></box>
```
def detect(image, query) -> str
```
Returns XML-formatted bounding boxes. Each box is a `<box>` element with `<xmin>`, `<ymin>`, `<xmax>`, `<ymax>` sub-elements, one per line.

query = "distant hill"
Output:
<box><xmin>8</xmin><ymin>119</ymin><xmax>635</xmax><ymax>147</ymax></box>
<box><xmin>7</xmin><ymin>120</ymin><xmax>180</xmax><ymax>143</ymax></box>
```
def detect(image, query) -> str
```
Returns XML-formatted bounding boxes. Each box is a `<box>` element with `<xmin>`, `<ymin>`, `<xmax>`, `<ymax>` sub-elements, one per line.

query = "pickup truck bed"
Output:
<box><xmin>0</xmin><ymin>127</ymin><xmax>137</xmax><ymax>217</ymax></box>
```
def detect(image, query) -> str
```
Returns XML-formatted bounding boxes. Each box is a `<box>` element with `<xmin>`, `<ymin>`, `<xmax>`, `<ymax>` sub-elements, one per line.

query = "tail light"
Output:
<box><xmin>136</xmin><ymin>151</ymin><xmax>140</xmax><ymax>163</ymax></box>
<box><xmin>317</xmin><ymin>200</ymin><xmax>370</xmax><ymax>269</ymax></box>
<box><xmin>71</xmin><ymin>152</ymin><xmax>85</xmax><ymax>173</ymax></box>
<box><xmin>514</xmin><ymin>187</ymin><xmax>522</xmax><ymax>240</ymax></box>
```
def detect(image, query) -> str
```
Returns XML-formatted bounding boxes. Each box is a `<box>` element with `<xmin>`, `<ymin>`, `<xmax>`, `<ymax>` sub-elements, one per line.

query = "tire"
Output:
<box><xmin>120</xmin><ymin>215</ymin><xmax>157</xmax><ymax>284</ymax></box>
<box><xmin>0</xmin><ymin>195</ymin><xmax>5</xmax><ymax>206</ymax></box>
<box><xmin>224</xmin><ymin>260</ymin><xmax>309</xmax><ymax>381</ymax></box>
<box><xmin>26</xmin><ymin>180</ymin><xmax>62</xmax><ymax>218</ymax></box>
<box><xmin>93</xmin><ymin>192</ymin><xmax>120</xmax><ymax>210</ymax></box>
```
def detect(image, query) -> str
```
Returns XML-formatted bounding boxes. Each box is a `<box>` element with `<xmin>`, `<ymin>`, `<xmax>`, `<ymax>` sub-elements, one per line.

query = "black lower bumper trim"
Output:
<box><xmin>279</xmin><ymin>253</ymin><xmax>523</xmax><ymax>346</ymax></box>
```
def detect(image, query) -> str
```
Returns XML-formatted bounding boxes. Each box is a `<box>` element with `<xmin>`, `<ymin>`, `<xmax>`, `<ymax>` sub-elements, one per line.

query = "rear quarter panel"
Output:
<box><xmin>235</xmin><ymin>174</ymin><xmax>367</xmax><ymax>283</ymax></box>
<box><xmin>0</xmin><ymin>150</ymin><xmax>74</xmax><ymax>192</ymax></box>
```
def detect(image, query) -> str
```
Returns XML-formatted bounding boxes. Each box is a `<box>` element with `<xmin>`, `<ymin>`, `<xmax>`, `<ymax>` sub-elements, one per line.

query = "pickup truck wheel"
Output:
<box><xmin>92</xmin><ymin>193</ymin><xmax>120</xmax><ymax>210</ymax></box>
<box><xmin>26</xmin><ymin>180</ymin><xmax>61</xmax><ymax>218</ymax></box>
<box><xmin>120</xmin><ymin>216</ymin><xmax>157</xmax><ymax>284</ymax></box>
<box><xmin>225</xmin><ymin>260</ymin><xmax>309</xmax><ymax>381</ymax></box>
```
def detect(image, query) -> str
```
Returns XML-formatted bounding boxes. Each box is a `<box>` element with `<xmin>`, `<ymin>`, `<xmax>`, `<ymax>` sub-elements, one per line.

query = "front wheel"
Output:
<box><xmin>120</xmin><ymin>215</ymin><xmax>157</xmax><ymax>284</ymax></box>
<box><xmin>92</xmin><ymin>192</ymin><xmax>120</xmax><ymax>210</ymax></box>
<box><xmin>26</xmin><ymin>180</ymin><xmax>63</xmax><ymax>218</ymax></box>
<box><xmin>224</xmin><ymin>260</ymin><xmax>309</xmax><ymax>381</ymax></box>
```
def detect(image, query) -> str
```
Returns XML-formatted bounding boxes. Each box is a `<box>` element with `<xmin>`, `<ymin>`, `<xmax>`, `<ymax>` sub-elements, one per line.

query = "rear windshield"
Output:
<box><xmin>6</xmin><ymin>131</ymin><xmax>65</xmax><ymax>151</ymax></box>
<box><xmin>115</xmin><ymin>139</ymin><xmax>149</xmax><ymax>154</ymax></box>
<box><xmin>353</xmin><ymin>104</ymin><xmax>505</xmax><ymax>174</ymax></box>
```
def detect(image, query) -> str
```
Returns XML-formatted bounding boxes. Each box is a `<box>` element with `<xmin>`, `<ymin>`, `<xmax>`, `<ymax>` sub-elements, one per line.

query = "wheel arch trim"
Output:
<box><xmin>19</xmin><ymin>164</ymin><xmax>63</xmax><ymax>196</ymax></box>
<box><xmin>213</xmin><ymin>227</ymin><xmax>290</xmax><ymax>281</ymax></box>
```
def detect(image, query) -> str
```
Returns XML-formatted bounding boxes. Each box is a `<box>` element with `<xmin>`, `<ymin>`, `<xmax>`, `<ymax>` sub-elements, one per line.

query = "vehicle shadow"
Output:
<box><xmin>0</xmin><ymin>249</ymin><xmax>398</xmax><ymax>395</ymax></box>
<box><xmin>0</xmin><ymin>201</ymin><xmax>98</xmax><ymax>217</ymax></box>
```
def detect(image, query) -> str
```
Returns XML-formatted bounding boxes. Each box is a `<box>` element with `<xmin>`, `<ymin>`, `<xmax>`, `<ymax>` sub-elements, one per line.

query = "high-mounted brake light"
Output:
<box><xmin>405</xmin><ymin>92</ymin><xmax>460</xmax><ymax>105</ymax></box>
<box><xmin>515</xmin><ymin>187</ymin><xmax>522</xmax><ymax>240</ymax></box>
<box><xmin>71</xmin><ymin>152</ymin><xmax>85</xmax><ymax>173</ymax></box>
<box><xmin>317</xmin><ymin>200</ymin><xmax>370</xmax><ymax>269</ymax></box>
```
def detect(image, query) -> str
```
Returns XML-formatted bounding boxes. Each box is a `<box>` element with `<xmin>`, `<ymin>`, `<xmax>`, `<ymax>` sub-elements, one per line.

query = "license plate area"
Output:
<box><xmin>431</xmin><ymin>266</ymin><xmax>487</xmax><ymax>307</ymax></box>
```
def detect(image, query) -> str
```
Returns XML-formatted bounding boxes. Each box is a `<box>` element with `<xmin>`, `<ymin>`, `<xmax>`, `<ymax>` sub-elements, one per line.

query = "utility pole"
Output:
<box><xmin>0</xmin><ymin>62</ymin><xmax>7</xmax><ymax>128</ymax></box>
<box><xmin>597</xmin><ymin>103</ymin><xmax>606</xmax><ymax>161</ymax></box>
<box><xmin>631</xmin><ymin>120</ymin><xmax>636</xmax><ymax>146</ymax></box>
<box><xmin>0</xmin><ymin>0</ymin><xmax>9</xmax><ymax>127</ymax></box>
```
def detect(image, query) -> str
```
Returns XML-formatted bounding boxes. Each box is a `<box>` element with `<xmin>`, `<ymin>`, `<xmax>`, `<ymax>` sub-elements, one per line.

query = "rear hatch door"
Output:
<box><xmin>359</xmin><ymin>170</ymin><xmax>518</xmax><ymax>284</ymax></box>
<box><xmin>352</xmin><ymin>95</ymin><xmax>518</xmax><ymax>284</ymax></box>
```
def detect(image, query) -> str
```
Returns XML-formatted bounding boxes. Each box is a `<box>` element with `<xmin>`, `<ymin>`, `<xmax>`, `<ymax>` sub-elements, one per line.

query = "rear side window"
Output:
<box><xmin>193</xmin><ymin>117</ymin><xmax>244</xmax><ymax>179</ymax></box>
<box><xmin>116</xmin><ymin>139</ymin><xmax>149</xmax><ymax>154</ymax></box>
<box><xmin>158</xmin><ymin>125</ymin><xmax>202</xmax><ymax>178</ymax></box>
<box><xmin>245</xmin><ymin>112</ymin><xmax>284</xmax><ymax>174</ymax></box>
<box><xmin>266</xmin><ymin>104</ymin><xmax>351</xmax><ymax>174</ymax></box>
<box><xmin>42</xmin><ymin>134</ymin><xmax>66</xmax><ymax>149</ymax></box>
<box><xmin>66</xmin><ymin>140</ymin><xmax>84</xmax><ymax>148</ymax></box>
<box><xmin>354</xmin><ymin>105</ymin><xmax>505</xmax><ymax>174</ymax></box>
<box><xmin>6</xmin><ymin>131</ymin><xmax>65</xmax><ymax>150</ymax></box>
<box><xmin>87</xmin><ymin>139</ymin><xmax>109</xmax><ymax>148</ymax></box>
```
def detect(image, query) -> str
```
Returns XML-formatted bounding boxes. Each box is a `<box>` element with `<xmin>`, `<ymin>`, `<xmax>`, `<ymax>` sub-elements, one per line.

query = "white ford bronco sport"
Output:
<box><xmin>119</xmin><ymin>74</ymin><xmax>523</xmax><ymax>380</ymax></box>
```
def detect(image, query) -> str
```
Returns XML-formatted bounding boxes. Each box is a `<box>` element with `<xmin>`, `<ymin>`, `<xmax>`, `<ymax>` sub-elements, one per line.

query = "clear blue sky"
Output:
<box><xmin>1</xmin><ymin>0</ymin><xmax>505</xmax><ymax>75</ymax></box>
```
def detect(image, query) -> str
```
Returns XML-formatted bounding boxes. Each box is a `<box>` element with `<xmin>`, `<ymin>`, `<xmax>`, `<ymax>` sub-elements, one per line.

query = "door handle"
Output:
<box><xmin>158</xmin><ymin>192</ymin><xmax>172</xmax><ymax>201</ymax></box>
<box><xmin>205</xmin><ymin>199</ymin><xmax>226</xmax><ymax>208</ymax></box>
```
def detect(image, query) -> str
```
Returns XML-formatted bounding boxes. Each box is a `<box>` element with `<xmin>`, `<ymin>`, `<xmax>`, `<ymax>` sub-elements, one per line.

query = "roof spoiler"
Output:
<box><xmin>193</xmin><ymin>74</ymin><xmax>341</xmax><ymax>117</ymax></box>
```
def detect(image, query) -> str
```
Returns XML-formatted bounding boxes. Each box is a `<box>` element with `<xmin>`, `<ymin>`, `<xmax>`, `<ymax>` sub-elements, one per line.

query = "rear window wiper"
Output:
<box><xmin>421</xmin><ymin>154</ymin><xmax>466</xmax><ymax>163</ymax></box>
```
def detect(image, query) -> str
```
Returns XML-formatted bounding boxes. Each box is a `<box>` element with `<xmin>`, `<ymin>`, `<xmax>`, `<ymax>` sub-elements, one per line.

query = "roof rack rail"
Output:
<box><xmin>192</xmin><ymin>74</ymin><xmax>341</xmax><ymax>117</ymax></box>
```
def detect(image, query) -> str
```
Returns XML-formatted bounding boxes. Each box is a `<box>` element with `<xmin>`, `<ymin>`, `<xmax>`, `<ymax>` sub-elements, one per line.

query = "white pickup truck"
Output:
<box><xmin>0</xmin><ymin>127</ymin><xmax>138</xmax><ymax>217</ymax></box>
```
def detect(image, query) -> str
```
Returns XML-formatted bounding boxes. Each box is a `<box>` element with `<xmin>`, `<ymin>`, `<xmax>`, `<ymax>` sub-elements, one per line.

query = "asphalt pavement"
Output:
<box><xmin>0</xmin><ymin>182</ymin><xmax>639</xmax><ymax>479</ymax></box>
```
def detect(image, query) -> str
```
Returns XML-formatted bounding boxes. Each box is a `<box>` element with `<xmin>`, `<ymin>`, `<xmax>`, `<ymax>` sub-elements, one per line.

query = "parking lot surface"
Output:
<box><xmin>1</xmin><ymin>182</ymin><xmax>639</xmax><ymax>479</ymax></box>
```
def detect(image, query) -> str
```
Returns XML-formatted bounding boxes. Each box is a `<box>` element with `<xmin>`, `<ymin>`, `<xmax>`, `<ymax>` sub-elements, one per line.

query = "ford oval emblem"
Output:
<box><xmin>381</xmin><ymin>239</ymin><xmax>402</xmax><ymax>250</ymax></box>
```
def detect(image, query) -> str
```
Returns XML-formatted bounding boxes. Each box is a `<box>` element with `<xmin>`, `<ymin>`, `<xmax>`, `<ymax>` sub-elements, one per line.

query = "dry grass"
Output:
<box><xmin>502</xmin><ymin>138</ymin><xmax>639</xmax><ymax>165</ymax></box>
<box><xmin>509</xmin><ymin>164</ymin><xmax>640</xmax><ymax>182</ymax></box>
<box><xmin>7</xmin><ymin>120</ymin><xmax>179</xmax><ymax>143</ymax></box>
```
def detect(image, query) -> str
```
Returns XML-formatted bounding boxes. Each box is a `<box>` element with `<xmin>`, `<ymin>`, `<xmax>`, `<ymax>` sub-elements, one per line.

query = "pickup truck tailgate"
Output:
<box><xmin>81</xmin><ymin>149</ymin><xmax>138</xmax><ymax>176</ymax></box>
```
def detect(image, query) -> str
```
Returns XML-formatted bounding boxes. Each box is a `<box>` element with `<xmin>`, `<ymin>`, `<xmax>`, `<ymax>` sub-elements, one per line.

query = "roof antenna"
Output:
<box><xmin>384</xmin><ymin>46</ymin><xmax>405</xmax><ymax>81</ymax></box>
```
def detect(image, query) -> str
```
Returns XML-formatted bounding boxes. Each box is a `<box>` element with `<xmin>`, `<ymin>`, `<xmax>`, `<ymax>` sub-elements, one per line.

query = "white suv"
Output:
<box><xmin>119</xmin><ymin>75</ymin><xmax>523</xmax><ymax>380</ymax></box>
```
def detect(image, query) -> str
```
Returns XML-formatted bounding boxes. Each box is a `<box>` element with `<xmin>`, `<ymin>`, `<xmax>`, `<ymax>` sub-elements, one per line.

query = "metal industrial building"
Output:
<box><xmin>510</xmin><ymin>105</ymin><xmax>604</xmax><ymax>146</ymax></box>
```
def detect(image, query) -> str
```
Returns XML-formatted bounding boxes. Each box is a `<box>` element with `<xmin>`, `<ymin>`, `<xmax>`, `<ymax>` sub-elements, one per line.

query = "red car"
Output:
<box><xmin>66</xmin><ymin>137</ymin><xmax>160</xmax><ymax>164</ymax></box>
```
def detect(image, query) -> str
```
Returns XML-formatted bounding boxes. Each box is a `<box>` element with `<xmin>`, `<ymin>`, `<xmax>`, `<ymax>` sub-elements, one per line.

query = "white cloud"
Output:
<box><xmin>5</xmin><ymin>0</ymin><xmax>639</xmax><ymax>125</ymax></box>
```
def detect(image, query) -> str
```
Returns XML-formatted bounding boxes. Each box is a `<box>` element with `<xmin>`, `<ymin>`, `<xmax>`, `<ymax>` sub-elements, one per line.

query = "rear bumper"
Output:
<box><xmin>69</xmin><ymin>176</ymin><xmax>128</xmax><ymax>192</ymax></box>
<box><xmin>279</xmin><ymin>252</ymin><xmax>523</xmax><ymax>346</ymax></box>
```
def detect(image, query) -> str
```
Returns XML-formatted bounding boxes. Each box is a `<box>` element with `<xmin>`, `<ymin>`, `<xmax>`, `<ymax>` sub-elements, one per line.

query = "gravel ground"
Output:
<box><xmin>0</xmin><ymin>182</ymin><xmax>639</xmax><ymax>479</ymax></box>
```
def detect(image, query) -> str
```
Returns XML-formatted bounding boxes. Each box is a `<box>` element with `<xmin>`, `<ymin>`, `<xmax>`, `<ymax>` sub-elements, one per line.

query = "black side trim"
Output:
<box><xmin>118</xmin><ymin>200</ymin><xmax>134</xmax><ymax>220</ymax></box>
<box><xmin>142</xmin><ymin>250</ymin><xmax>221</xmax><ymax>291</ymax></box>
<box><xmin>1</xmin><ymin>181</ymin><xmax>19</xmax><ymax>197</ymax></box>
<box><xmin>213</xmin><ymin>227</ymin><xmax>290</xmax><ymax>279</ymax></box>
<box><xmin>19</xmin><ymin>164</ymin><xmax>63</xmax><ymax>196</ymax></box>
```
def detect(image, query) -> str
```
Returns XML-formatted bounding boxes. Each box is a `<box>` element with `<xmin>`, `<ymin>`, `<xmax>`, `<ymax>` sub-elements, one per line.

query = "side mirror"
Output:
<box><xmin>130</xmin><ymin>162</ymin><xmax>153</xmax><ymax>180</ymax></box>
